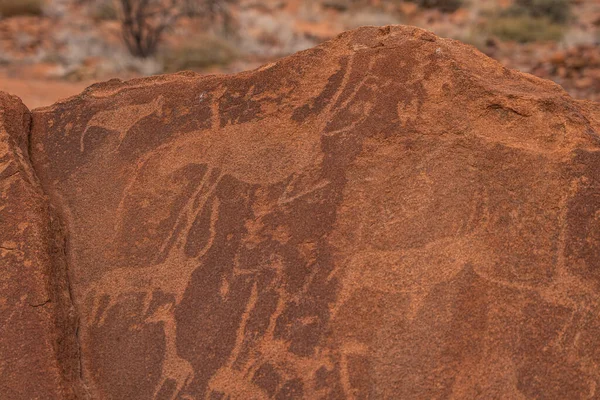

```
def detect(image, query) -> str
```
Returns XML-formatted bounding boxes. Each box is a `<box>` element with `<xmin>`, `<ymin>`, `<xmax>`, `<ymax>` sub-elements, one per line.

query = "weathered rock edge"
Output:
<box><xmin>0</xmin><ymin>93</ymin><xmax>87</xmax><ymax>398</ymax></box>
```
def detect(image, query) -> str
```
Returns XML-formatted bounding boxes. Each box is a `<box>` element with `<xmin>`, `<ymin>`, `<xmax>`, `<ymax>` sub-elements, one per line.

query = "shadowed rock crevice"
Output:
<box><xmin>28</xmin><ymin>107</ymin><xmax>90</xmax><ymax>400</ymax></box>
<box><xmin>45</xmin><ymin>199</ymin><xmax>89</xmax><ymax>400</ymax></box>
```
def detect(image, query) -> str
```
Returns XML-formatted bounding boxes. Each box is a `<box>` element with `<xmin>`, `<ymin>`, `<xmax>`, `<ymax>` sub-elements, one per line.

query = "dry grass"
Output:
<box><xmin>512</xmin><ymin>0</ymin><xmax>571</xmax><ymax>24</ymax></box>
<box><xmin>484</xmin><ymin>15</ymin><xmax>565</xmax><ymax>43</ymax></box>
<box><xmin>407</xmin><ymin>0</ymin><xmax>464</xmax><ymax>13</ymax></box>
<box><xmin>161</xmin><ymin>36</ymin><xmax>238</xmax><ymax>73</ymax></box>
<box><xmin>90</xmin><ymin>1</ymin><xmax>118</xmax><ymax>21</ymax></box>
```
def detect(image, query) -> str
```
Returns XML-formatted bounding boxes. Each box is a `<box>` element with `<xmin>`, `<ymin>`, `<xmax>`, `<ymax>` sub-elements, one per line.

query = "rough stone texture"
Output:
<box><xmin>2</xmin><ymin>25</ymin><xmax>600</xmax><ymax>398</ymax></box>
<box><xmin>0</xmin><ymin>93</ymin><xmax>83</xmax><ymax>399</ymax></box>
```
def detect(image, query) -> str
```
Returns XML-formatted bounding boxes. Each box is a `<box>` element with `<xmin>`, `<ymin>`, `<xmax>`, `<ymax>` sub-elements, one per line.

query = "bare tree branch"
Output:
<box><xmin>116</xmin><ymin>0</ymin><xmax>236</xmax><ymax>58</ymax></box>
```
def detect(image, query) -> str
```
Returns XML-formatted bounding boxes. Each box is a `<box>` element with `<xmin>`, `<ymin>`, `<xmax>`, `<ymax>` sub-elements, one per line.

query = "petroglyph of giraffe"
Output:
<box><xmin>76</xmin><ymin>75</ymin><xmax>337</xmax><ymax>397</ymax></box>
<box><xmin>83</xmin><ymin>165</ymin><xmax>221</xmax><ymax>399</ymax></box>
<box><xmin>78</xmin><ymin>50</ymin><xmax>399</xmax><ymax>399</ymax></box>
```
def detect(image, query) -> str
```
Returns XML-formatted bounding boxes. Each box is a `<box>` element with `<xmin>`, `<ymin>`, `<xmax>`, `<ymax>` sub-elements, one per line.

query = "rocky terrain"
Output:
<box><xmin>0</xmin><ymin>0</ymin><xmax>598</xmax><ymax>107</ymax></box>
<box><xmin>1</xmin><ymin>25</ymin><xmax>600</xmax><ymax>399</ymax></box>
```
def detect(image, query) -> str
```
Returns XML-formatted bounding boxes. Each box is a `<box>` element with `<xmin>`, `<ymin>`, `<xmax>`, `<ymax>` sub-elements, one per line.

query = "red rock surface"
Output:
<box><xmin>0</xmin><ymin>93</ymin><xmax>83</xmax><ymax>398</ymax></box>
<box><xmin>2</xmin><ymin>25</ymin><xmax>600</xmax><ymax>398</ymax></box>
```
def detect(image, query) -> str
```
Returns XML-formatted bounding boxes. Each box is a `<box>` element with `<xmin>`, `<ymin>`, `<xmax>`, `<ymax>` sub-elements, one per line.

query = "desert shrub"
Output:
<box><xmin>92</xmin><ymin>1</ymin><xmax>118</xmax><ymax>21</ymax></box>
<box><xmin>406</xmin><ymin>0</ymin><xmax>464</xmax><ymax>13</ymax></box>
<box><xmin>485</xmin><ymin>15</ymin><xmax>565</xmax><ymax>43</ymax></box>
<box><xmin>0</xmin><ymin>0</ymin><xmax>44</xmax><ymax>17</ymax></box>
<box><xmin>117</xmin><ymin>0</ymin><xmax>237</xmax><ymax>58</ymax></box>
<box><xmin>161</xmin><ymin>36</ymin><xmax>237</xmax><ymax>72</ymax></box>
<box><xmin>341</xmin><ymin>9</ymin><xmax>404</xmax><ymax>30</ymax></box>
<box><xmin>321</xmin><ymin>0</ymin><xmax>351</xmax><ymax>11</ymax></box>
<box><xmin>512</xmin><ymin>0</ymin><xmax>570</xmax><ymax>24</ymax></box>
<box><xmin>321</xmin><ymin>0</ymin><xmax>370</xmax><ymax>11</ymax></box>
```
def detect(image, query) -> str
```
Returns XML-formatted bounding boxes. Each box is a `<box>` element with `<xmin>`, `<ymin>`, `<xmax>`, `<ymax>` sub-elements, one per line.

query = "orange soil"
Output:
<box><xmin>0</xmin><ymin>73</ymin><xmax>91</xmax><ymax>110</ymax></box>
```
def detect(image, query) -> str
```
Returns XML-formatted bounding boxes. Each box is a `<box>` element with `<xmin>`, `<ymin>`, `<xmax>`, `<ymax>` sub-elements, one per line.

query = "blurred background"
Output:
<box><xmin>0</xmin><ymin>0</ymin><xmax>597</xmax><ymax>108</ymax></box>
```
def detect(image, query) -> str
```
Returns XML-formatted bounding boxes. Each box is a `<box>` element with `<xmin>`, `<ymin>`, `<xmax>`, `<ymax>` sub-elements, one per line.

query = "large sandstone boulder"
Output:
<box><xmin>2</xmin><ymin>25</ymin><xmax>600</xmax><ymax>398</ymax></box>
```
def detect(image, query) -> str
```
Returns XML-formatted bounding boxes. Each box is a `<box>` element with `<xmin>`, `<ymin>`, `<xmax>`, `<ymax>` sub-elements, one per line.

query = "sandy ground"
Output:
<box><xmin>0</xmin><ymin>73</ymin><xmax>91</xmax><ymax>110</ymax></box>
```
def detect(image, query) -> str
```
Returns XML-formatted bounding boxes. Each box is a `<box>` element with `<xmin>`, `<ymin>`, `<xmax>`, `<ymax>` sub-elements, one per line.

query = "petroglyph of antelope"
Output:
<box><xmin>79</xmin><ymin>95</ymin><xmax>165</xmax><ymax>152</ymax></box>
<box><xmin>78</xmin><ymin>89</ymin><xmax>330</xmax><ymax>398</ymax></box>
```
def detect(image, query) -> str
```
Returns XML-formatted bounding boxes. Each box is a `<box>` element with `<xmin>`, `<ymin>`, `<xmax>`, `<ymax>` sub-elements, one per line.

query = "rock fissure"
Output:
<box><xmin>29</xmin><ymin>121</ymin><xmax>90</xmax><ymax>399</ymax></box>
<box><xmin>29</xmin><ymin>298</ymin><xmax>52</xmax><ymax>308</ymax></box>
